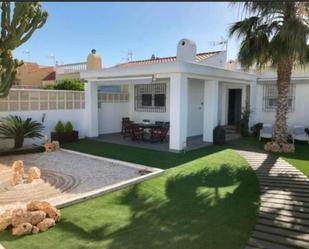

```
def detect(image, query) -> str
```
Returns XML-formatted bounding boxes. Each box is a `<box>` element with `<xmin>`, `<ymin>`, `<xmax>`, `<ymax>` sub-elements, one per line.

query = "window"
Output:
<box><xmin>142</xmin><ymin>94</ymin><xmax>152</xmax><ymax>106</ymax></box>
<box><xmin>154</xmin><ymin>94</ymin><xmax>165</xmax><ymax>107</ymax></box>
<box><xmin>263</xmin><ymin>84</ymin><xmax>295</xmax><ymax>112</ymax></box>
<box><xmin>135</xmin><ymin>83</ymin><xmax>166</xmax><ymax>112</ymax></box>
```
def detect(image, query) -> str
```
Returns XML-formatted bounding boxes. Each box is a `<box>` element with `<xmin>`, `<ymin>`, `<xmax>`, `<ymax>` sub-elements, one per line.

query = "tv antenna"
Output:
<box><xmin>209</xmin><ymin>37</ymin><xmax>228</xmax><ymax>50</ymax></box>
<box><xmin>121</xmin><ymin>49</ymin><xmax>133</xmax><ymax>62</ymax></box>
<box><xmin>46</xmin><ymin>53</ymin><xmax>56</xmax><ymax>65</ymax></box>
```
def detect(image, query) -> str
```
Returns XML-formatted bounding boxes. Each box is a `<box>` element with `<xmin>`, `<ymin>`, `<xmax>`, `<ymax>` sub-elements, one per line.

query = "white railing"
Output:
<box><xmin>56</xmin><ymin>62</ymin><xmax>87</xmax><ymax>74</ymax></box>
<box><xmin>0</xmin><ymin>89</ymin><xmax>85</xmax><ymax>112</ymax></box>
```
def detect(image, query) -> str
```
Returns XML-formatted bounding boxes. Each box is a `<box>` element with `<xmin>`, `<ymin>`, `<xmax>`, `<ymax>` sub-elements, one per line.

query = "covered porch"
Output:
<box><xmin>81</xmin><ymin>59</ymin><xmax>256</xmax><ymax>153</ymax></box>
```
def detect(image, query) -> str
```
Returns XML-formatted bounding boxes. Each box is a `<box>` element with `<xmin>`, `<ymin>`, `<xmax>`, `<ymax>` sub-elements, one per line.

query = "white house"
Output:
<box><xmin>81</xmin><ymin>39</ymin><xmax>256</xmax><ymax>152</ymax></box>
<box><xmin>1</xmin><ymin>38</ymin><xmax>308</xmax><ymax>152</ymax></box>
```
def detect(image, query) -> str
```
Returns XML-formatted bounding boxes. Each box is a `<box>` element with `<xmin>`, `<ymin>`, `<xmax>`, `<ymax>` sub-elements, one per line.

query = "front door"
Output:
<box><xmin>228</xmin><ymin>89</ymin><xmax>242</xmax><ymax>125</ymax></box>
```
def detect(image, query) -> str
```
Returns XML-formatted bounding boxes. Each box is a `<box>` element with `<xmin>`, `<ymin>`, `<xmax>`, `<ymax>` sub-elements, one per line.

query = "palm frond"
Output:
<box><xmin>0</xmin><ymin>115</ymin><xmax>44</xmax><ymax>146</ymax></box>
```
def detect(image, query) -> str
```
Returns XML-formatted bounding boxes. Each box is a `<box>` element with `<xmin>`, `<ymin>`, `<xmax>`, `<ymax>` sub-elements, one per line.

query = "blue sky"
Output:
<box><xmin>14</xmin><ymin>2</ymin><xmax>243</xmax><ymax>67</ymax></box>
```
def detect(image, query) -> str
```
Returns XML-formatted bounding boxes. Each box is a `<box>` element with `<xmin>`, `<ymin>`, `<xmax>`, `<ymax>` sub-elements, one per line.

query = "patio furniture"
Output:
<box><xmin>150</xmin><ymin>122</ymin><xmax>169</xmax><ymax>143</ymax></box>
<box><xmin>292</xmin><ymin>126</ymin><xmax>309</xmax><ymax>144</ymax></box>
<box><xmin>131</xmin><ymin>124</ymin><xmax>145</xmax><ymax>141</ymax></box>
<box><xmin>121</xmin><ymin>117</ymin><xmax>134</xmax><ymax>137</ymax></box>
<box><xmin>259</xmin><ymin>124</ymin><xmax>274</xmax><ymax>141</ymax></box>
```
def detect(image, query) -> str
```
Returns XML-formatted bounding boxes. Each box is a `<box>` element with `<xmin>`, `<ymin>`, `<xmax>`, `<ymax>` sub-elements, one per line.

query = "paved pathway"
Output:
<box><xmin>237</xmin><ymin>150</ymin><xmax>309</xmax><ymax>249</ymax></box>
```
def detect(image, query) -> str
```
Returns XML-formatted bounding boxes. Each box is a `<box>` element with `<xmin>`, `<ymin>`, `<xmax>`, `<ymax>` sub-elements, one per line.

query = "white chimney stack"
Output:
<box><xmin>176</xmin><ymin>39</ymin><xmax>197</xmax><ymax>62</ymax></box>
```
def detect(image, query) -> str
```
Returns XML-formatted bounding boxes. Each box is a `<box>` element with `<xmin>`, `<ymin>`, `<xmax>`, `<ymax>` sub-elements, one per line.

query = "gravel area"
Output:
<box><xmin>0</xmin><ymin>150</ymin><xmax>161</xmax><ymax>211</ymax></box>
<box><xmin>0</xmin><ymin>150</ymin><xmax>144</xmax><ymax>193</ymax></box>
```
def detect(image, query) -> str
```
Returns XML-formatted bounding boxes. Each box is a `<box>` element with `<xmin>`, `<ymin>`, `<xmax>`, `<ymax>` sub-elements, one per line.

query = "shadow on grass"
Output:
<box><xmin>62</xmin><ymin>139</ymin><xmax>226</xmax><ymax>169</ymax></box>
<box><xmin>53</xmin><ymin>164</ymin><xmax>259</xmax><ymax>249</ymax></box>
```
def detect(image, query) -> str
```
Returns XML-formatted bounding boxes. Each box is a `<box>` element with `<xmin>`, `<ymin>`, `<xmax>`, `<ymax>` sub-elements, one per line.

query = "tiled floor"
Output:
<box><xmin>96</xmin><ymin>133</ymin><xmax>211</xmax><ymax>152</ymax></box>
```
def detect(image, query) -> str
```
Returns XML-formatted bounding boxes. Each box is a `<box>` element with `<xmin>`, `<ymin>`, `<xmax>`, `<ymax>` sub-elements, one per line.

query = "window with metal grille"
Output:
<box><xmin>263</xmin><ymin>84</ymin><xmax>295</xmax><ymax>112</ymax></box>
<box><xmin>135</xmin><ymin>83</ymin><xmax>166</xmax><ymax>112</ymax></box>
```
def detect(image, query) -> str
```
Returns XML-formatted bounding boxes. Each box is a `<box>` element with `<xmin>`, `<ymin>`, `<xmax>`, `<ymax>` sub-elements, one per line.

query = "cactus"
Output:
<box><xmin>0</xmin><ymin>2</ymin><xmax>48</xmax><ymax>97</ymax></box>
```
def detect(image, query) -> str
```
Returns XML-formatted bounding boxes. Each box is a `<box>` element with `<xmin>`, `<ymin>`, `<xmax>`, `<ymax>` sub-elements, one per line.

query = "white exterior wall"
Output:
<box><xmin>203</xmin><ymin>80</ymin><xmax>219</xmax><ymax>142</ymax></box>
<box><xmin>256</xmin><ymin>82</ymin><xmax>309</xmax><ymax>128</ymax></box>
<box><xmin>128</xmin><ymin>80</ymin><xmax>170</xmax><ymax>124</ymax></box>
<box><xmin>187</xmin><ymin>78</ymin><xmax>204</xmax><ymax>137</ymax></box>
<box><xmin>0</xmin><ymin>109</ymin><xmax>86</xmax><ymax>150</ymax></box>
<box><xmin>219</xmin><ymin>82</ymin><xmax>248</xmax><ymax>125</ymax></box>
<box><xmin>200</xmin><ymin>51</ymin><xmax>227</xmax><ymax>68</ymax></box>
<box><xmin>84</xmin><ymin>82</ymin><xmax>99</xmax><ymax>137</ymax></box>
<box><xmin>98</xmin><ymin>103</ymin><xmax>130</xmax><ymax>134</ymax></box>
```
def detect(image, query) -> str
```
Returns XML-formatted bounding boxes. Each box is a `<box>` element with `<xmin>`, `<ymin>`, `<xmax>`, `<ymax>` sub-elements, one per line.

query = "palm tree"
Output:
<box><xmin>0</xmin><ymin>115</ymin><xmax>44</xmax><ymax>149</ymax></box>
<box><xmin>229</xmin><ymin>2</ymin><xmax>309</xmax><ymax>151</ymax></box>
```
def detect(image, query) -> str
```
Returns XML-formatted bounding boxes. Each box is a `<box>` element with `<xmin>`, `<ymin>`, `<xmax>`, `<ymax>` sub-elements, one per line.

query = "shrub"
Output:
<box><xmin>55</xmin><ymin>121</ymin><xmax>65</xmax><ymax>133</ymax></box>
<box><xmin>0</xmin><ymin>115</ymin><xmax>44</xmax><ymax>149</ymax></box>
<box><xmin>64</xmin><ymin>121</ymin><xmax>73</xmax><ymax>133</ymax></box>
<box><xmin>44</xmin><ymin>79</ymin><xmax>84</xmax><ymax>91</ymax></box>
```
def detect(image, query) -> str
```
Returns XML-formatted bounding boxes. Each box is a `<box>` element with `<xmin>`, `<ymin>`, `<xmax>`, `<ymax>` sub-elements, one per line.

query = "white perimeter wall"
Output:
<box><xmin>256</xmin><ymin>82</ymin><xmax>309</xmax><ymax>128</ymax></box>
<box><xmin>0</xmin><ymin>109</ymin><xmax>86</xmax><ymax>149</ymax></box>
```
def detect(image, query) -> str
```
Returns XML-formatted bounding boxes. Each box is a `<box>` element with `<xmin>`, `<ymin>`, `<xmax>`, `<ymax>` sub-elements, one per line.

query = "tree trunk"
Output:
<box><xmin>274</xmin><ymin>58</ymin><xmax>293</xmax><ymax>145</ymax></box>
<box><xmin>14</xmin><ymin>136</ymin><xmax>24</xmax><ymax>149</ymax></box>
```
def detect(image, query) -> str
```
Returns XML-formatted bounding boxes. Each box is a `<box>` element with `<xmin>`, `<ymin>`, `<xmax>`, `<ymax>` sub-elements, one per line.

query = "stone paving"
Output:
<box><xmin>237</xmin><ymin>150</ymin><xmax>309</xmax><ymax>249</ymax></box>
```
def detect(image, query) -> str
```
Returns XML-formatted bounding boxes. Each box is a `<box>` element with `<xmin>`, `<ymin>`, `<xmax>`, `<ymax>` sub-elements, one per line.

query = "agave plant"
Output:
<box><xmin>0</xmin><ymin>115</ymin><xmax>44</xmax><ymax>149</ymax></box>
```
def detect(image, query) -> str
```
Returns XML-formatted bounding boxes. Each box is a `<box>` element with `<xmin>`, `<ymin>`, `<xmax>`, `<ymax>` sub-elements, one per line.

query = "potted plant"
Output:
<box><xmin>51</xmin><ymin>121</ymin><xmax>79</xmax><ymax>144</ymax></box>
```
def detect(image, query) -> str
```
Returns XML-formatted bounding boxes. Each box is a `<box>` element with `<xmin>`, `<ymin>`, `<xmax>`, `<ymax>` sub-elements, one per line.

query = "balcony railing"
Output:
<box><xmin>56</xmin><ymin>62</ymin><xmax>87</xmax><ymax>74</ymax></box>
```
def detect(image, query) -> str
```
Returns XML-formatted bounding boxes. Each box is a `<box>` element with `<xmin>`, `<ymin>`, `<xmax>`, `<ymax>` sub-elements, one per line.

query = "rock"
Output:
<box><xmin>44</xmin><ymin>206</ymin><xmax>61</xmax><ymax>222</ymax></box>
<box><xmin>44</xmin><ymin>143</ymin><xmax>56</xmax><ymax>152</ymax></box>
<box><xmin>30</xmin><ymin>211</ymin><xmax>46</xmax><ymax>225</ymax></box>
<box><xmin>12</xmin><ymin>223</ymin><xmax>32</xmax><ymax>236</ymax></box>
<box><xmin>27</xmin><ymin>200</ymin><xmax>61</xmax><ymax>222</ymax></box>
<box><xmin>27</xmin><ymin>167</ymin><xmax>41</xmax><ymax>183</ymax></box>
<box><xmin>27</xmin><ymin>200</ymin><xmax>51</xmax><ymax>211</ymax></box>
<box><xmin>31</xmin><ymin>225</ymin><xmax>40</xmax><ymax>234</ymax></box>
<box><xmin>12</xmin><ymin>160</ymin><xmax>24</xmax><ymax>176</ymax></box>
<box><xmin>11</xmin><ymin>209</ymin><xmax>32</xmax><ymax>227</ymax></box>
<box><xmin>11</xmin><ymin>171</ymin><xmax>23</xmax><ymax>186</ymax></box>
<box><xmin>0</xmin><ymin>210</ymin><xmax>12</xmax><ymax>232</ymax></box>
<box><xmin>52</xmin><ymin>141</ymin><xmax>60</xmax><ymax>150</ymax></box>
<box><xmin>37</xmin><ymin>218</ymin><xmax>55</xmax><ymax>232</ymax></box>
<box><xmin>264</xmin><ymin>142</ymin><xmax>281</xmax><ymax>153</ymax></box>
<box><xmin>282</xmin><ymin>143</ymin><xmax>295</xmax><ymax>153</ymax></box>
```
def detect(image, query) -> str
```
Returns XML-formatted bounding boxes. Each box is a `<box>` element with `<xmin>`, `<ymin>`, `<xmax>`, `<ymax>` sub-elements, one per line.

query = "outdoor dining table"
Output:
<box><xmin>135</xmin><ymin>123</ymin><xmax>163</xmax><ymax>129</ymax></box>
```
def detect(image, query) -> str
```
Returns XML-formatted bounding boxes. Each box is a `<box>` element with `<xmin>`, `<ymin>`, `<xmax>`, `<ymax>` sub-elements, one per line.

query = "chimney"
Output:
<box><xmin>176</xmin><ymin>39</ymin><xmax>197</xmax><ymax>62</ymax></box>
<box><xmin>87</xmin><ymin>49</ymin><xmax>103</xmax><ymax>70</ymax></box>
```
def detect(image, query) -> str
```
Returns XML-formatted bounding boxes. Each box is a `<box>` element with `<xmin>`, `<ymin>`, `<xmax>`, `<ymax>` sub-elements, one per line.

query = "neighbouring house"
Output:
<box><xmin>42</xmin><ymin>71</ymin><xmax>56</xmax><ymax>87</ymax></box>
<box><xmin>81</xmin><ymin>39</ymin><xmax>256</xmax><ymax>152</ymax></box>
<box><xmin>15</xmin><ymin>62</ymin><xmax>55</xmax><ymax>88</ymax></box>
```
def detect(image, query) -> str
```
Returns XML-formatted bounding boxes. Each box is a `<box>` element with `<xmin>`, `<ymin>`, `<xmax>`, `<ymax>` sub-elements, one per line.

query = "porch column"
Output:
<box><xmin>203</xmin><ymin>80</ymin><xmax>219</xmax><ymax>142</ymax></box>
<box><xmin>85</xmin><ymin>82</ymin><xmax>99</xmax><ymax>137</ymax></box>
<box><xmin>249</xmin><ymin>79</ymin><xmax>257</xmax><ymax>127</ymax></box>
<box><xmin>169</xmin><ymin>73</ymin><xmax>188</xmax><ymax>152</ymax></box>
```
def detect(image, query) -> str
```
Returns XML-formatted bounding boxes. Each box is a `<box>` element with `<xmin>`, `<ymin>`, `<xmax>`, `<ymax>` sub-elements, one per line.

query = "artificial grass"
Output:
<box><xmin>228</xmin><ymin>137</ymin><xmax>309</xmax><ymax>177</ymax></box>
<box><xmin>0</xmin><ymin>141</ymin><xmax>260</xmax><ymax>249</ymax></box>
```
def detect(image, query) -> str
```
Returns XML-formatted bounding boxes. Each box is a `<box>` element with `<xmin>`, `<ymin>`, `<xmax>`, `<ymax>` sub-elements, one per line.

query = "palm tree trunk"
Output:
<box><xmin>274</xmin><ymin>58</ymin><xmax>293</xmax><ymax>145</ymax></box>
<box><xmin>14</xmin><ymin>136</ymin><xmax>24</xmax><ymax>149</ymax></box>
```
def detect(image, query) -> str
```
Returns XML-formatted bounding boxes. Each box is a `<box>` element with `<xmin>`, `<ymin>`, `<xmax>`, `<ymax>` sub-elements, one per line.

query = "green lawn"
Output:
<box><xmin>228</xmin><ymin>137</ymin><xmax>309</xmax><ymax>177</ymax></box>
<box><xmin>0</xmin><ymin>140</ymin><xmax>260</xmax><ymax>249</ymax></box>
